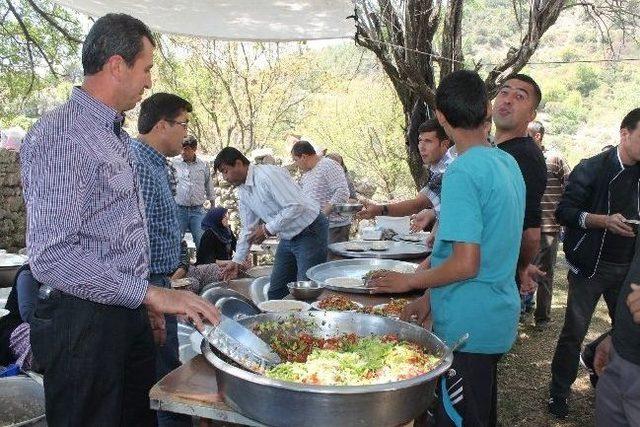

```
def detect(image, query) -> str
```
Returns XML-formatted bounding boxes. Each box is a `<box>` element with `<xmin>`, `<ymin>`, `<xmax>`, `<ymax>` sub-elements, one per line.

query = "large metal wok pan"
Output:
<box><xmin>201</xmin><ymin>311</ymin><xmax>453</xmax><ymax>427</ymax></box>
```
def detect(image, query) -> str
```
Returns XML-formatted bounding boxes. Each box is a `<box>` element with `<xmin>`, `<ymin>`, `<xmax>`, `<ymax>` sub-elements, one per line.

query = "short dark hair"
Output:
<box><xmin>137</xmin><ymin>93</ymin><xmax>192</xmax><ymax>134</ymax></box>
<box><xmin>621</xmin><ymin>108</ymin><xmax>640</xmax><ymax>131</ymax></box>
<box><xmin>418</xmin><ymin>118</ymin><xmax>448</xmax><ymax>141</ymax></box>
<box><xmin>291</xmin><ymin>140</ymin><xmax>316</xmax><ymax>157</ymax></box>
<box><xmin>528</xmin><ymin>120</ymin><xmax>545</xmax><ymax>138</ymax></box>
<box><xmin>436</xmin><ymin>70</ymin><xmax>488</xmax><ymax>130</ymax></box>
<box><xmin>214</xmin><ymin>147</ymin><xmax>250</xmax><ymax>172</ymax></box>
<box><xmin>82</xmin><ymin>13</ymin><xmax>156</xmax><ymax>76</ymax></box>
<box><xmin>182</xmin><ymin>135</ymin><xmax>198</xmax><ymax>148</ymax></box>
<box><xmin>504</xmin><ymin>74</ymin><xmax>542</xmax><ymax>108</ymax></box>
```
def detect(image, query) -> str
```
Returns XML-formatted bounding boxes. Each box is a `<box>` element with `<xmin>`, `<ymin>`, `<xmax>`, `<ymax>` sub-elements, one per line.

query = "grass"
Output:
<box><xmin>497</xmin><ymin>250</ymin><xmax>611</xmax><ymax>427</ymax></box>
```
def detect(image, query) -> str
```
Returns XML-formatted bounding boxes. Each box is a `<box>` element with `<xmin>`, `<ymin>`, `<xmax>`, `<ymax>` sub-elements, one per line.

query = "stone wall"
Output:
<box><xmin>0</xmin><ymin>150</ymin><xmax>26</xmax><ymax>252</ymax></box>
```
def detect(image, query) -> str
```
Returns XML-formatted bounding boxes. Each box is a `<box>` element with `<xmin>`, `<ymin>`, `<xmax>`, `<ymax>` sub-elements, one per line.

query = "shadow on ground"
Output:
<box><xmin>497</xmin><ymin>249</ymin><xmax>611</xmax><ymax>427</ymax></box>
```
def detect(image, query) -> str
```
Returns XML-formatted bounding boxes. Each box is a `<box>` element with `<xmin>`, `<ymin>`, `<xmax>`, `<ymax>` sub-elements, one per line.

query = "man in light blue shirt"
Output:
<box><xmin>214</xmin><ymin>147</ymin><xmax>328</xmax><ymax>299</ymax></box>
<box><xmin>369</xmin><ymin>70</ymin><xmax>525</xmax><ymax>426</ymax></box>
<box><xmin>173</xmin><ymin>136</ymin><xmax>215</xmax><ymax>248</ymax></box>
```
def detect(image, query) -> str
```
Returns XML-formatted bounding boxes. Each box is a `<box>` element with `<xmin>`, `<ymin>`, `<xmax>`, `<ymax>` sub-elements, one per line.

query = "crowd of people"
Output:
<box><xmin>0</xmin><ymin>10</ymin><xmax>639</xmax><ymax>427</ymax></box>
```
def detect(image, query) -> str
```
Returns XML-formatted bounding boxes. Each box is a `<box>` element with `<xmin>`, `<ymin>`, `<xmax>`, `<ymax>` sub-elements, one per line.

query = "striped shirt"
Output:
<box><xmin>131</xmin><ymin>139</ymin><xmax>181</xmax><ymax>275</ymax></box>
<box><xmin>541</xmin><ymin>149</ymin><xmax>571</xmax><ymax>233</ymax></box>
<box><xmin>300</xmin><ymin>157</ymin><xmax>350</xmax><ymax>227</ymax></box>
<box><xmin>419</xmin><ymin>147</ymin><xmax>457</xmax><ymax>215</ymax></box>
<box><xmin>173</xmin><ymin>157</ymin><xmax>215</xmax><ymax>206</ymax></box>
<box><xmin>20</xmin><ymin>87</ymin><xmax>150</xmax><ymax>308</ymax></box>
<box><xmin>233</xmin><ymin>164</ymin><xmax>319</xmax><ymax>263</ymax></box>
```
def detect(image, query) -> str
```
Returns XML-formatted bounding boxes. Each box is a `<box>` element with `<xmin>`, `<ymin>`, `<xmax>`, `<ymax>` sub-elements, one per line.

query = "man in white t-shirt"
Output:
<box><xmin>291</xmin><ymin>140</ymin><xmax>351</xmax><ymax>243</ymax></box>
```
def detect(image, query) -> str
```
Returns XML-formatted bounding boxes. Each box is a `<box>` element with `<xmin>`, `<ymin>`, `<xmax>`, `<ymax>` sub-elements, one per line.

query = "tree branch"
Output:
<box><xmin>25</xmin><ymin>0</ymin><xmax>82</xmax><ymax>44</ymax></box>
<box><xmin>485</xmin><ymin>0</ymin><xmax>567</xmax><ymax>97</ymax></box>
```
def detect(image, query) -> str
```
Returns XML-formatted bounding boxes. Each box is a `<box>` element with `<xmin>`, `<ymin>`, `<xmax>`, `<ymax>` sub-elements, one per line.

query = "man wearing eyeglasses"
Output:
<box><xmin>173</xmin><ymin>135</ymin><xmax>216</xmax><ymax>250</ymax></box>
<box><xmin>131</xmin><ymin>92</ymin><xmax>195</xmax><ymax>426</ymax></box>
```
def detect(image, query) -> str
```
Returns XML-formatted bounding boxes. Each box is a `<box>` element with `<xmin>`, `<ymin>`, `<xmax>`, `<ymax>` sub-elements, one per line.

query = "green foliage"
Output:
<box><xmin>0</xmin><ymin>0</ymin><xmax>81</xmax><ymax>124</ymax></box>
<box><xmin>574</xmin><ymin>65</ymin><xmax>600</xmax><ymax>97</ymax></box>
<box><xmin>2</xmin><ymin>0</ymin><xmax>639</xmax><ymax>196</ymax></box>
<box><xmin>297</xmin><ymin>68</ymin><xmax>414</xmax><ymax>200</ymax></box>
<box><xmin>152</xmin><ymin>39</ymin><xmax>338</xmax><ymax>154</ymax></box>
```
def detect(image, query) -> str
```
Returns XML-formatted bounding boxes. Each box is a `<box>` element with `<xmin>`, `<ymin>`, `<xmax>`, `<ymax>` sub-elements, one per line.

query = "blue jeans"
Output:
<box><xmin>268</xmin><ymin>214</ymin><xmax>329</xmax><ymax>299</ymax></box>
<box><xmin>177</xmin><ymin>205</ymin><xmax>206</xmax><ymax>249</ymax></box>
<box><xmin>149</xmin><ymin>274</ymin><xmax>192</xmax><ymax>427</ymax></box>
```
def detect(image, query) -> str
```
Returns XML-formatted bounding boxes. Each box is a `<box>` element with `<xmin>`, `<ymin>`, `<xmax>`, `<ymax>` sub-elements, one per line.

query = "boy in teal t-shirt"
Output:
<box><xmin>430</xmin><ymin>145</ymin><xmax>524</xmax><ymax>353</ymax></box>
<box><xmin>369</xmin><ymin>70</ymin><xmax>525</xmax><ymax>426</ymax></box>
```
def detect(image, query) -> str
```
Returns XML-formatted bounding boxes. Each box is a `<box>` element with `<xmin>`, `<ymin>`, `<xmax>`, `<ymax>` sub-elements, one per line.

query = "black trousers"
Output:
<box><xmin>549</xmin><ymin>261</ymin><xmax>629</xmax><ymax>398</ymax></box>
<box><xmin>428</xmin><ymin>352</ymin><xmax>502</xmax><ymax>427</ymax></box>
<box><xmin>30</xmin><ymin>290</ymin><xmax>156</xmax><ymax>426</ymax></box>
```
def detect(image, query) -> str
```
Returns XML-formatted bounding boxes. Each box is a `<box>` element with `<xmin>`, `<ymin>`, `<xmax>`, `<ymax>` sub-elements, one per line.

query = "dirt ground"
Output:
<box><xmin>497</xmin><ymin>251</ymin><xmax>611</xmax><ymax>427</ymax></box>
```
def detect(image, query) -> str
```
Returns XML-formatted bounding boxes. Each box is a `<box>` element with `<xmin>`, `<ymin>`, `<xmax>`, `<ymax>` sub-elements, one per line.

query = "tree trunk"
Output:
<box><xmin>356</xmin><ymin>0</ymin><xmax>569</xmax><ymax>192</ymax></box>
<box><xmin>404</xmin><ymin>98</ymin><xmax>430</xmax><ymax>190</ymax></box>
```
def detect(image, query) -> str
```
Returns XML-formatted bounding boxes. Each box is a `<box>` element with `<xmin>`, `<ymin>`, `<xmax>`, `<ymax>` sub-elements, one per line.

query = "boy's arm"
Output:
<box><xmin>368</xmin><ymin>242</ymin><xmax>479</xmax><ymax>293</ymax></box>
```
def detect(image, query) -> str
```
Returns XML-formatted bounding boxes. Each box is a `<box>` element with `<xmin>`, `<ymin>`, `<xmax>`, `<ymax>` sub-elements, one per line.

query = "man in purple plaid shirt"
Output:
<box><xmin>20</xmin><ymin>14</ymin><xmax>219</xmax><ymax>426</ymax></box>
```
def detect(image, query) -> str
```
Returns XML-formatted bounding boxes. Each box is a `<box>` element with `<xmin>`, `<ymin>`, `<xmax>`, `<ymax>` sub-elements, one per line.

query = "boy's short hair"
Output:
<box><xmin>436</xmin><ymin>70</ymin><xmax>488</xmax><ymax>130</ymax></box>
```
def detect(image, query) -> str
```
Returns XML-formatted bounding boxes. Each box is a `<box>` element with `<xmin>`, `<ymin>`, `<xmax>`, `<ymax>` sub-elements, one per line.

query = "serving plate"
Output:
<box><xmin>329</xmin><ymin>241</ymin><xmax>429</xmax><ymax>260</ymax></box>
<box><xmin>306</xmin><ymin>259</ymin><xmax>417</xmax><ymax>294</ymax></box>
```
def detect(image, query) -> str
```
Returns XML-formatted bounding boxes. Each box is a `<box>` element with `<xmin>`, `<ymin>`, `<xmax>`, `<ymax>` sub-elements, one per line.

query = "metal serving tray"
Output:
<box><xmin>329</xmin><ymin>241</ymin><xmax>429</xmax><ymax>260</ymax></box>
<box><xmin>306</xmin><ymin>259</ymin><xmax>417</xmax><ymax>294</ymax></box>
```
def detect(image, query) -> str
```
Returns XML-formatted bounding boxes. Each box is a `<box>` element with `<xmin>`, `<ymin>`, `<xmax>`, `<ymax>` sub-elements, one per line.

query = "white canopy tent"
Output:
<box><xmin>54</xmin><ymin>0</ymin><xmax>355</xmax><ymax>41</ymax></box>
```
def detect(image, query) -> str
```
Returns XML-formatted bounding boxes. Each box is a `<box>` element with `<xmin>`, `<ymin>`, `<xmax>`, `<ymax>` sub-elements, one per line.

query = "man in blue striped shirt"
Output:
<box><xmin>214</xmin><ymin>147</ymin><xmax>329</xmax><ymax>299</ymax></box>
<box><xmin>20</xmin><ymin>14</ymin><xmax>219</xmax><ymax>426</ymax></box>
<box><xmin>132</xmin><ymin>92</ymin><xmax>194</xmax><ymax>427</ymax></box>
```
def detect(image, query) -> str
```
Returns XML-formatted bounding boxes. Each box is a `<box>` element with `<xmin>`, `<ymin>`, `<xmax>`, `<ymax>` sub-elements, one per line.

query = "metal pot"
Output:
<box><xmin>202</xmin><ymin>311</ymin><xmax>453</xmax><ymax>427</ymax></box>
<box><xmin>0</xmin><ymin>376</ymin><xmax>46</xmax><ymax>426</ymax></box>
<box><xmin>286</xmin><ymin>280</ymin><xmax>323</xmax><ymax>300</ymax></box>
<box><xmin>249</xmin><ymin>276</ymin><xmax>270</xmax><ymax>304</ymax></box>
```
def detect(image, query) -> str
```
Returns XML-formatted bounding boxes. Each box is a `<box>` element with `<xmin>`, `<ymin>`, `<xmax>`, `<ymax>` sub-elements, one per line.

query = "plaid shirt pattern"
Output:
<box><xmin>420</xmin><ymin>148</ymin><xmax>457</xmax><ymax>216</ymax></box>
<box><xmin>131</xmin><ymin>139</ymin><xmax>182</xmax><ymax>275</ymax></box>
<box><xmin>20</xmin><ymin>87</ymin><xmax>150</xmax><ymax>308</ymax></box>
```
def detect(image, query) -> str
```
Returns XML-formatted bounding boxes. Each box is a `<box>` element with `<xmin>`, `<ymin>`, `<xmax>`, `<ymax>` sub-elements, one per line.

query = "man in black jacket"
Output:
<box><xmin>548</xmin><ymin>108</ymin><xmax>640</xmax><ymax>418</ymax></box>
<box><xmin>593</xmin><ymin>268</ymin><xmax>640</xmax><ymax>425</ymax></box>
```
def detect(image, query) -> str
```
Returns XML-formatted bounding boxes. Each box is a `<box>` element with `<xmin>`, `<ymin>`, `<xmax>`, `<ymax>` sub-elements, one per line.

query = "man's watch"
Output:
<box><xmin>381</xmin><ymin>204</ymin><xmax>389</xmax><ymax>215</ymax></box>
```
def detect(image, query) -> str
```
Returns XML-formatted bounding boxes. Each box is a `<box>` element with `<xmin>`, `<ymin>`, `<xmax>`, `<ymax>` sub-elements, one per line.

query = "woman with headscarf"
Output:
<box><xmin>196</xmin><ymin>207</ymin><xmax>237</xmax><ymax>265</ymax></box>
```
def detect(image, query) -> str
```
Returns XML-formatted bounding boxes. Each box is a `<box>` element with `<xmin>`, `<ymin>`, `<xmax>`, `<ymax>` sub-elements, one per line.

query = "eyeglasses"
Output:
<box><xmin>166</xmin><ymin>119</ymin><xmax>189</xmax><ymax>130</ymax></box>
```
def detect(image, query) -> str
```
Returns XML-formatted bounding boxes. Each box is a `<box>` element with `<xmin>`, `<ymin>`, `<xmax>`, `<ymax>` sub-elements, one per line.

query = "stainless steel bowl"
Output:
<box><xmin>287</xmin><ymin>281</ymin><xmax>323</xmax><ymax>300</ymax></box>
<box><xmin>202</xmin><ymin>311</ymin><xmax>453</xmax><ymax>427</ymax></box>
<box><xmin>333</xmin><ymin>203</ymin><xmax>363</xmax><ymax>214</ymax></box>
<box><xmin>250</xmin><ymin>276</ymin><xmax>270</xmax><ymax>304</ymax></box>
